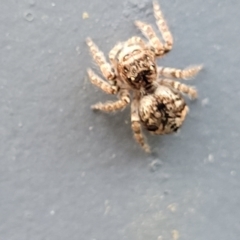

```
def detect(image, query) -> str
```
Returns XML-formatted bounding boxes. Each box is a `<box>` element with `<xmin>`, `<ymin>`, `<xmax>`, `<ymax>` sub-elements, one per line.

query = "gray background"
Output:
<box><xmin>1</xmin><ymin>0</ymin><xmax>240</xmax><ymax>240</ymax></box>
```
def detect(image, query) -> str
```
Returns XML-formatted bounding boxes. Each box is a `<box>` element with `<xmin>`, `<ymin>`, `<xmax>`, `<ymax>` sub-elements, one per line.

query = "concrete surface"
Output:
<box><xmin>1</xmin><ymin>0</ymin><xmax>240</xmax><ymax>240</ymax></box>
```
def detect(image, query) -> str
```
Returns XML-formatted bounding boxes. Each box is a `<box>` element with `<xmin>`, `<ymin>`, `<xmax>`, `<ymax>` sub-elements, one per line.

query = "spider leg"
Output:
<box><xmin>86</xmin><ymin>38</ymin><xmax>116</xmax><ymax>83</ymax></box>
<box><xmin>91</xmin><ymin>89</ymin><xmax>130</xmax><ymax>112</ymax></box>
<box><xmin>109</xmin><ymin>42</ymin><xmax>123</xmax><ymax>68</ymax></box>
<box><xmin>134</xmin><ymin>1</ymin><xmax>173</xmax><ymax>56</ymax></box>
<box><xmin>87</xmin><ymin>69</ymin><xmax>119</xmax><ymax>94</ymax></box>
<box><xmin>125</xmin><ymin>36</ymin><xmax>146</xmax><ymax>47</ymax></box>
<box><xmin>135</xmin><ymin>20</ymin><xmax>164</xmax><ymax>56</ymax></box>
<box><xmin>131</xmin><ymin>96</ymin><xmax>151</xmax><ymax>153</ymax></box>
<box><xmin>153</xmin><ymin>0</ymin><xmax>173</xmax><ymax>53</ymax></box>
<box><xmin>158</xmin><ymin>65</ymin><xmax>202</xmax><ymax>80</ymax></box>
<box><xmin>159</xmin><ymin>78</ymin><xmax>198</xmax><ymax>99</ymax></box>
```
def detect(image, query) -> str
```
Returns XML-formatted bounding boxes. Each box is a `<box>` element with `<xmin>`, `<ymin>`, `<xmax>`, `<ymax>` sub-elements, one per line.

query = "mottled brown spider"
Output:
<box><xmin>86</xmin><ymin>1</ymin><xmax>202</xmax><ymax>153</ymax></box>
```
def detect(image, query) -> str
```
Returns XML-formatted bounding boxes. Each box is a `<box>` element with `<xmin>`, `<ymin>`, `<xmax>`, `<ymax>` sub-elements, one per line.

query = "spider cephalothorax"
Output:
<box><xmin>116</xmin><ymin>43</ymin><xmax>157</xmax><ymax>91</ymax></box>
<box><xmin>86</xmin><ymin>1</ymin><xmax>202</xmax><ymax>152</ymax></box>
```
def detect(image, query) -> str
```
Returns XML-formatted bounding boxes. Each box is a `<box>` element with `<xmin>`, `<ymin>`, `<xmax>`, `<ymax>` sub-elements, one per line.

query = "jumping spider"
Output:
<box><xmin>86</xmin><ymin>1</ymin><xmax>202</xmax><ymax>153</ymax></box>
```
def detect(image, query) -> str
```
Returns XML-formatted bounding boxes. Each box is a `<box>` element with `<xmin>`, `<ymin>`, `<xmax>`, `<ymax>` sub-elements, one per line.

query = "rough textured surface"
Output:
<box><xmin>1</xmin><ymin>0</ymin><xmax>240</xmax><ymax>240</ymax></box>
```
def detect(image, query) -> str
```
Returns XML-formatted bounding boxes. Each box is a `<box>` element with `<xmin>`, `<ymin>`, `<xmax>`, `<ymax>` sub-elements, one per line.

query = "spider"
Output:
<box><xmin>86</xmin><ymin>0</ymin><xmax>202</xmax><ymax>153</ymax></box>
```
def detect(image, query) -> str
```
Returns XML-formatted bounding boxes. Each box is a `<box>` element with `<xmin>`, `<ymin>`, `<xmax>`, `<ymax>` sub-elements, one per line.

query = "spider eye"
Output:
<box><xmin>123</xmin><ymin>54</ymin><xmax>130</xmax><ymax>61</ymax></box>
<box><xmin>123</xmin><ymin>67</ymin><xmax>128</xmax><ymax>73</ymax></box>
<box><xmin>132</xmin><ymin>49</ymin><xmax>140</xmax><ymax>54</ymax></box>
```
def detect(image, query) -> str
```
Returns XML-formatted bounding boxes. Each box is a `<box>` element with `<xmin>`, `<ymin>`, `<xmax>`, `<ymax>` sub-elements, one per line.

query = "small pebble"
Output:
<box><xmin>172</xmin><ymin>230</ymin><xmax>180</xmax><ymax>240</ymax></box>
<box><xmin>82</xmin><ymin>12</ymin><xmax>89</xmax><ymax>19</ymax></box>
<box><xmin>149</xmin><ymin>159</ymin><xmax>163</xmax><ymax>172</ymax></box>
<box><xmin>24</xmin><ymin>11</ymin><xmax>34</xmax><ymax>22</ymax></box>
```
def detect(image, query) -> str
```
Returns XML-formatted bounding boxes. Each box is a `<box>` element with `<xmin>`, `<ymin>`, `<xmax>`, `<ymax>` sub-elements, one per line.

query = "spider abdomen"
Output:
<box><xmin>139</xmin><ymin>85</ymin><xmax>189</xmax><ymax>135</ymax></box>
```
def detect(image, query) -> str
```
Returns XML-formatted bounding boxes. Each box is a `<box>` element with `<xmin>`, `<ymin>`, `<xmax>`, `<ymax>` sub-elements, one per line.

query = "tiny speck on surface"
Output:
<box><xmin>201</xmin><ymin>98</ymin><xmax>209</xmax><ymax>106</ymax></box>
<box><xmin>138</xmin><ymin>2</ymin><xmax>147</xmax><ymax>10</ymax></box>
<box><xmin>104</xmin><ymin>200</ymin><xmax>111</xmax><ymax>215</ymax></box>
<box><xmin>23</xmin><ymin>11</ymin><xmax>34</xmax><ymax>22</ymax></box>
<box><xmin>188</xmin><ymin>208</ymin><xmax>196</xmax><ymax>214</ymax></box>
<box><xmin>145</xmin><ymin>8</ymin><xmax>152</xmax><ymax>16</ymax></box>
<box><xmin>149</xmin><ymin>159</ymin><xmax>163</xmax><ymax>172</ymax></box>
<box><xmin>172</xmin><ymin>230</ymin><xmax>180</xmax><ymax>240</ymax></box>
<box><xmin>82</xmin><ymin>12</ymin><xmax>89</xmax><ymax>19</ymax></box>
<box><xmin>76</xmin><ymin>46</ymin><xmax>81</xmax><ymax>55</ymax></box>
<box><xmin>213</xmin><ymin>44</ymin><xmax>221</xmax><ymax>50</ymax></box>
<box><xmin>208</xmin><ymin>154</ymin><xmax>214</xmax><ymax>162</ymax></box>
<box><xmin>167</xmin><ymin>203</ymin><xmax>177</xmax><ymax>213</ymax></box>
<box><xmin>41</xmin><ymin>15</ymin><xmax>49</xmax><ymax>23</ymax></box>
<box><xmin>123</xmin><ymin>10</ymin><xmax>130</xmax><ymax>18</ymax></box>
<box><xmin>28</xmin><ymin>0</ymin><xmax>35</xmax><ymax>6</ymax></box>
<box><xmin>164</xmin><ymin>190</ymin><xmax>170</xmax><ymax>195</ymax></box>
<box><xmin>128</xmin><ymin>0</ymin><xmax>138</xmax><ymax>6</ymax></box>
<box><xmin>50</xmin><ymin>210</ymin><xmax>55</xmax><ymax>215</ymax></box>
